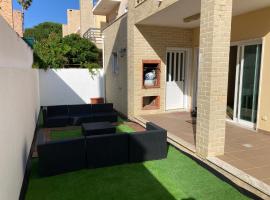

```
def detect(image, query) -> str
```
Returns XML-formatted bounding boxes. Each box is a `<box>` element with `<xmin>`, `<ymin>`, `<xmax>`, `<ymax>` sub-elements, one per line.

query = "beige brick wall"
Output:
<box><xmin>0</xmin><ymin>0</ymin><xmax>13</xmax><ymax>28</ymax></box>
<box><xmin>13</xmin><ymin>10</ymin><xmax>23</xmax><ymax>37</ymax></box>
<box><xmin>196</xmin><ymin>0</ymin><xmax>232</xmax><ymax>157</ymax></box>
<box><xmin>133</xmin><ymin>25</ymin><xmax>193</xmax><ymax>116</ymax></box>
<box><xmin>103</xmin><ymin>15</ymin><xmax>128</xmax><ymax>115</ymax></box>
<box><xmin>126</xmin><ymin>0</ymin><xmax>196</xmax><ymax>117</ymax></box>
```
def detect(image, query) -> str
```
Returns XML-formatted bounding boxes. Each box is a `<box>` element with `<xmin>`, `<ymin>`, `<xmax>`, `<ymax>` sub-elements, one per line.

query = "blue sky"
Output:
<box><xmin>13</xmin><ymin>0</ymin><xmax>80</xmax><ymax>28</ymax></box>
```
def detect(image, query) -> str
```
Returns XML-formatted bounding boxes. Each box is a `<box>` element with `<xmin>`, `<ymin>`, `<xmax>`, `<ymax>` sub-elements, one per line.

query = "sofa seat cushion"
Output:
<box><xmin>69</xmin><ymin>114</ymin><xmax>92</xmax><ymax>126</ymax></box>
<box><xmin>37</xmin><ymin>138</ymin><xmax>86</xmax><ymax>176</ymax></box>
<box><xmin>45</xmin><ymin>116</ymin><xmax>69</xmax><ymax>128</ymax></box>
<box><xmin>86</xmin><ymin>134</ymin><xmax>129</xmax><ymax>168</ymax></box>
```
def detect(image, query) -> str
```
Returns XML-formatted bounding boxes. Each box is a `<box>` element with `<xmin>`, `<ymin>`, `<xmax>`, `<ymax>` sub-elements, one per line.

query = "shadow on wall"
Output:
<box><xmin>39</xmin><ymin>69</ymin><xmax>104</xmax><ymax>106</ymax></box>
<box><xmin>104</xmin><ymin>16</ymin><xmax>128</xmax><ymax>115</ymax></box>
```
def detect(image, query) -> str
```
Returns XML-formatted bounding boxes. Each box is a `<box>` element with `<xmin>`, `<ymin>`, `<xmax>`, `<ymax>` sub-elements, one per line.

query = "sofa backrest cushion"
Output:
<box><xmin>37</xmin><ymin>137</ymin><xmax>86</xmax><ymax>176</ymax></box>
<box><xmin>91</xmin><ymin>103</ymin><xmax>113</xmax><ymax>113</ymax></box>
<box><xmin>68</xmin><ymin>104</ymin><xmax>91</xmax><ymax>115</ymax></box>
<box><xmin>129</xmin><ymin>130</ymin><xmax>167</xmax><ymax>163</ymax></box>
<box><xmin>46</xmin><ymin>105</ymin><xmax>68</xmax><ymax>117</ymax></box>
<box><xmin>86</xmin><ymin>133</ymin><xmax>129</xmax><ymax>168</ymax></box>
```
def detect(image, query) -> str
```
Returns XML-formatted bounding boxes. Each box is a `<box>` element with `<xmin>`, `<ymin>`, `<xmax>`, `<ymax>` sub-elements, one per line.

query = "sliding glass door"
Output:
<box><xmin>233</xmin><ymin>43</ymin><xmax>262</xmax><ymax>127</ymax></box>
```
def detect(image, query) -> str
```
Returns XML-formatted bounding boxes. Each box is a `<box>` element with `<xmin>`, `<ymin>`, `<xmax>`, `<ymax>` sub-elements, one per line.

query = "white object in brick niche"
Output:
<box><xmin>144</xmin><ymin>70</ymin><xmax>156</xmax><ymax>87</ymax></box>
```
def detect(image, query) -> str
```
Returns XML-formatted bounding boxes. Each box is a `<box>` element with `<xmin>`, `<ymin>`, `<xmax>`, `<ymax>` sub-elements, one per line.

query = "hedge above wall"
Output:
<box><xmin>33</xmin><ymin>34</ymin><xmax>101</xmax><ymax>71</ymax></box>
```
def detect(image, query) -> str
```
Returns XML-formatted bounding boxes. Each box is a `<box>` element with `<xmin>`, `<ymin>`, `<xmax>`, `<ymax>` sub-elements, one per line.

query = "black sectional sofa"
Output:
<box><xmin>37</xmin><ymin>122</ymin><xmax>167</xmax><ymax>176</ymax></box>
<box><xmin>42</xmin><ymin>103</ymin><xmax>118</xmax><ymax>128</ymax></box>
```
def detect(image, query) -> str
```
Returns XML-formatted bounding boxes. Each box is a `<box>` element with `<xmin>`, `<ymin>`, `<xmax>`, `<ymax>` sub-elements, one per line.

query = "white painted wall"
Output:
<box><xmin>39</xmin><ymin>68</ymin><xmax>104</xmax><ymax>106</ymax></box>
<box><xmin>0</xmin><ymin>16</ymin><xmax>40</xmax><ymax>200</ymax></box>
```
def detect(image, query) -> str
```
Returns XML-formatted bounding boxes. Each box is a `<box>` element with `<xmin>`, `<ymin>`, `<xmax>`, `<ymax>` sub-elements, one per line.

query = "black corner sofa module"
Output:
<box><xmin>129</xmin><ymin>122</ymin><xmax>168</xmax><ymax>163</ymax></box>
<box><xmin>42</xmin><ymin>105</ymin><xmax>69</xmax><ymax>128</ymax></box>
<box><xmin>37</xmin><ymin>122</ymin><xmax>167</xmax><ymax>177</ymax></box>
<box><xmin>37</xmin><ymin>137</ymin><xmax>86</xmax><ymax>176</ymax></box>
<box><xmin>42</xmin><ymin>103</ymin><xmax>118</xmax><ymax>128</ymax></box>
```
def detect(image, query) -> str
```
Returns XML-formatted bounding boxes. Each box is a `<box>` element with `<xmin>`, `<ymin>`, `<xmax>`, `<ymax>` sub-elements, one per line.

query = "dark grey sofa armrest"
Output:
<box><xmin>129</xmin><ymin>130</ymin><xmax>168</xmax><ymax>163</ymax></box>
<box><xmin>146</xmin><ymin>122</ymin><xmax>167</xmax><ymax>132</ymax></box>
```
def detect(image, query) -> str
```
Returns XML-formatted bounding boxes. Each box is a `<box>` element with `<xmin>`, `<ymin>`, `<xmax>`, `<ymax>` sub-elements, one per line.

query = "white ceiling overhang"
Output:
<box><xmin>138</xmin><ymin>0</ymin><xmax>270</xmax><ymax>28</ymax></box>
<box><xmin>93</xmin><ymin>0</ymin><xmax>121</xmax><ymax>15</ymax></box>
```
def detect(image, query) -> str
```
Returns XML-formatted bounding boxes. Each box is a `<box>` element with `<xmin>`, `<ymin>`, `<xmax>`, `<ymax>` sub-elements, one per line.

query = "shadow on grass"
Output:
<box><xmin>26</xmin><ymin>159</ymin><xmax>177</xmax><ymax>200</ymax></box>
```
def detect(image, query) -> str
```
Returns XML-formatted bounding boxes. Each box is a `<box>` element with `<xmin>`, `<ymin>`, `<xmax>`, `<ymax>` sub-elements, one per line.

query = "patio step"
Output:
<box><xmin>208</xmin><ymin>157</ymin><xmax>270</xmax><ymax>199</ymax></box>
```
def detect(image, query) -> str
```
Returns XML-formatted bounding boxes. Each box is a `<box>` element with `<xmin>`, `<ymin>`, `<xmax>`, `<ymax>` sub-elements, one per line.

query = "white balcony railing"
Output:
<box><xmin>83</xmin><ymin>28</ymin><xmax>103</xmax><ymax>46</ymax></box>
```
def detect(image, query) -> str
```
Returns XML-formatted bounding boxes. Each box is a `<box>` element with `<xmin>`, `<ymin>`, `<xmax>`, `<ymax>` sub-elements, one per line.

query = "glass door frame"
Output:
<box><xmin>230</xmin><ymin>39</ymin><xmax>263</xmax><ymax>129</ymax></box>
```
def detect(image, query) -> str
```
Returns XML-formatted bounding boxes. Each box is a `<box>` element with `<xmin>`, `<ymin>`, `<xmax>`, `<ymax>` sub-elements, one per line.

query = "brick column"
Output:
<box><xmin>196</xmin><ymin>0</ymin><xmax>232</xmax><ymax>157</ymax></box>
<box><xmin>80</xmin><ymin>0</ymin><xmax>94</xmax><ymax>36</ymax></box>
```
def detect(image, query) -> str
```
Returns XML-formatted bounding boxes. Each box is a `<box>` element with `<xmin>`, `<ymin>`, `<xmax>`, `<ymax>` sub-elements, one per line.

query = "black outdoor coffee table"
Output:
<box><xmin>82</xmin><ymin>122</ymin><xmax>116</xmax><ymax>136</ymax></box>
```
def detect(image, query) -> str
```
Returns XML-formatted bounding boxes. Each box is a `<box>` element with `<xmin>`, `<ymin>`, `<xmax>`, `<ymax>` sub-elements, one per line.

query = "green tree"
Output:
<box><xmin>33</xmin><ymin>33</ymin><xmax>101</xmax><ymax>71</ymax></box>
<box><xmin>33</xmin><ymin>33</ymin><xmax>68</xmax><ymax>69</ymax></box>
<box><xmin>62</xmin><ymin>34</ymin><xmax>100</xmax><ymax>68</ymax></box>
<box><xmin>24</xmin><ymin>22</ymin><xmax>62</xmax><ymax>41</ymax></box>
<box><xmin>17</xmin><ymin>0</ymin><xmax>33</xmax><ymax>30</ymax></box>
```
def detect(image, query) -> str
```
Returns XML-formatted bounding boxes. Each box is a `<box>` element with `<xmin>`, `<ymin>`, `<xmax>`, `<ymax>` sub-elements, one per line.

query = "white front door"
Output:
<box><xmin>165</xmin><ymin>49</ymin><xmax>186</xmax><ymax>110</ymax></box>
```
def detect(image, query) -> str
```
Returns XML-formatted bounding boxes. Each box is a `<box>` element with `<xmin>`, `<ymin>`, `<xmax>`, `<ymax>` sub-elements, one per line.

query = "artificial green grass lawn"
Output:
<box><xmin>116</xmin><ymin>116</ymin><xmax>135</xmax><ymax>133</ymax></box>
<box><xmin>26</xmin><ymin>146</ymin><xmax>249</xmax><ymax>200</ymax></box>
<box><xmin>116</xmin><ymin>124</ymin><xmax>135</xmax><ymax>133</ymax></box>
<box><xmin>50</xmin><ymin>129</ymin><xmax>82</xmax><ymax>141</ymax></box>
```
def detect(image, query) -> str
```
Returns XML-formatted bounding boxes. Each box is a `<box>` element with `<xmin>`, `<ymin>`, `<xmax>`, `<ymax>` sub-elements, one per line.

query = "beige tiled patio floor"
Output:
<box><xmin>141</xmin><ymin>112</ymin><xmax>270</xmax><ymax>186</ymax></box>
